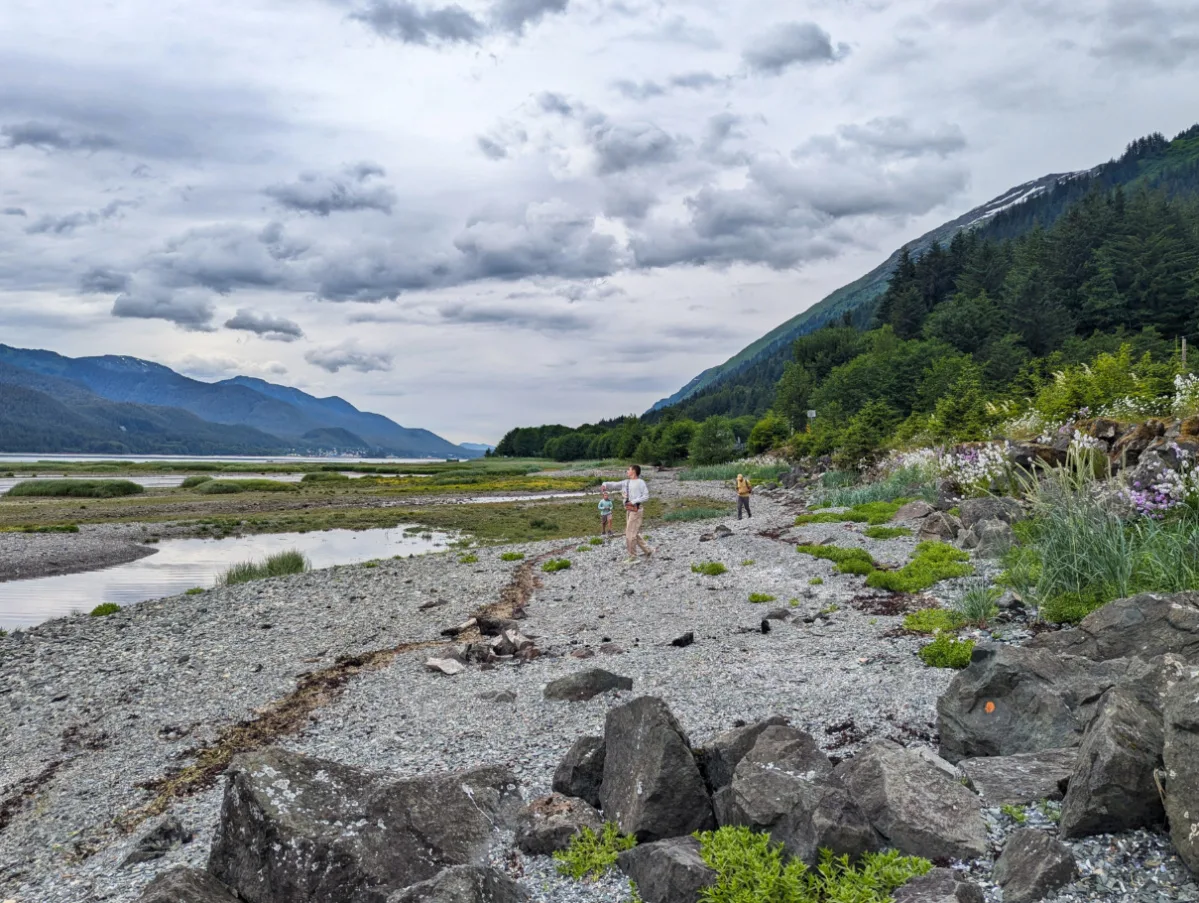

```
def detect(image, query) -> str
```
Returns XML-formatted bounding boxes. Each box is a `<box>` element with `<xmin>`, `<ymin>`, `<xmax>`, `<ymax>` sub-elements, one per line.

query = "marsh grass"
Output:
<box><xmin>180</xmin><ymin>475</ymin><xmax>214</xmax><ymax>489</ymax></box>
<box><xmin>7</xmin><ymin>479</ymin><xmax>144</xmax><ymax>499</ymax></box>
<box><xmin>678</xmin><ymin>463</ymin><xmax>790</xmax><ymax>482</ymax></box>
<box><xmin>195</xmin><ymin>479</ymin><xmax>298</xmax><ymax>495</ymax></box>
<box><xmin>219</xmin><ymin>550</ymin><xmax>310</xmax><ymax>586</ymax></box>
<box><xmin>813</xmin><ymin>466</ymin><xmax>937</xmax><ymax>509</ymax></box>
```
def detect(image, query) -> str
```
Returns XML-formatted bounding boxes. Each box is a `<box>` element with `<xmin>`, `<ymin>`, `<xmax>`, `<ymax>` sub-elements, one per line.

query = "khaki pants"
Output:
<box><xmin>624</xmin><ymin>506</ymin><xmax>651</xmax><ymax>556</ymax></box>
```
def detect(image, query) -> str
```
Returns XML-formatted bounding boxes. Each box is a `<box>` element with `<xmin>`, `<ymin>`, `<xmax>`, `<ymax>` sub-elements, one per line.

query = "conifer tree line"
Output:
<box><xmin>494</xmin><ymin>126</ymin><xmax>1199</xmax><ymax>467</ymax></box>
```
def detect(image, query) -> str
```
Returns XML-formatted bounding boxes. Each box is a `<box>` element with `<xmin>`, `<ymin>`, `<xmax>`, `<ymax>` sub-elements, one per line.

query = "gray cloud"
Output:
<box><xmin>345</xmin><ymin>0</ymin><xmax>570</xmax><ymax>45</ymax></box>
<box><xmin>1</xmin><ymin>121</ymin><xmax>117</xmax><ymax>152</ymax></box>
<box><xmin>438</xmin><ymin>302</ymin><xmax>590</xmax><ymax>331</ymax></box>
<box><xmin>25</xmin><ymin>200</ymin><xmax>133</xmax><ymax>235</ymax></box>
<box><xmin>491</xmin><ymin>0</ymin><xmax>570</xmax><ymax>35</ymax></box>
<box><xmin>590</xmin><ymin>120</ymin><xmax>682</xmax><ymax>174</ymax></box>
<box><xmin>305</xmin><ymin>341</ymin><xmax>394</xmax><ymax>373</ymax></box>
<box><xmin>265</xmin><ymin>164</ymin><xmax>396</xmax><ymax>216</ymax></box>
<box><xmin>836</xmin><ymin>117</ymin><xmax>967</xmax><ymax>157</ymax></box>
<box><xmin>477</xmin><ymin>135</ymin><xmax>510</xmax><ymax>159</ymax></box>
<box><xmin>613</xmin><ymin>71</ymin><xmax>723</xmax><ymax>100</ymax></box>
<box><xmin>537</xmin><ymin>92</ymin><xmax>575</xmax><ymax>117</ymax></box>
<box><xmin>624</xmin><ymin>16</ymin><xmax>723</xmax><ymax>50</ymax></box>
<box><xmin>111</xmin><ymin>285</ymin><xmax>215</xmax><ymax>330</ymax></box>
<box><xmin>1089</xmin><ymin>0</ymin><xmax>1199</xmax><ymax>70</ymax></box>
<box><xmin>2</xmin><ymin>207</ymin><xmax>25</xmax><ymax>216</ymax></box>
<box><xmin>146</xmin><ymin>225</ymin><xmax>296</xmax><ymax>294</ymax></box>
<box><xmin>79</xmin><ymin>267</ymin><xmax>130</xmax><ymax>294</ymax></box>
<box><xmin>224</xmin><ymin>308</ymin><xmax>305</xmax><ymax>341</ymax></box>
<box><xmin>743</xmin><ymin>22</ymin><xmax>850</xmax><ymax>74</ymax></box>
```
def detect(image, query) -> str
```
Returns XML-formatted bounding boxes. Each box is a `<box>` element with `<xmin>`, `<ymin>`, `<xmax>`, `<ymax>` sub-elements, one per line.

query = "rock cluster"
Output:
<box><xmin>893</xmin><ymin>497</ymin><xmax>1020</xmax><ymax>558</ymax></box>
<box><xmin>938</xmin><ymin>592</ymin><xmax>1199</xmax><ymax>875</ymax></box>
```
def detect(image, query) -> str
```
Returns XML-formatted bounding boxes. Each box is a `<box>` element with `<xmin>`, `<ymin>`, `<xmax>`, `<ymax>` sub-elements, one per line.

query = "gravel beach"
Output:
<box><xmin>1</xmin><ymin>477</ymin><xmax>1194</xmax><ymax>903</ymax></box>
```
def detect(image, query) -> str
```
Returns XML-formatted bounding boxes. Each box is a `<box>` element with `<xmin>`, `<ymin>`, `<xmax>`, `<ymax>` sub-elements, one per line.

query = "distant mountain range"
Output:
<box><xmin>648</xmin><ymin>123</ymin><xmax>1199</xmax><ymax>420</ymax></box>
<box><xmin>0</xmin><ymin>345</ymin><xmax>478</xmax><ymax>458</ymax></box>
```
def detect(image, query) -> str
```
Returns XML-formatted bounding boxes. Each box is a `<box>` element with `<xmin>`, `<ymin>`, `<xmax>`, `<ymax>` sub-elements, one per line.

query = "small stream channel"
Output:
<box><xmin>0</xmin><ymin>525</ymin><xmax>455</xmax><ymax>630</ymax></box>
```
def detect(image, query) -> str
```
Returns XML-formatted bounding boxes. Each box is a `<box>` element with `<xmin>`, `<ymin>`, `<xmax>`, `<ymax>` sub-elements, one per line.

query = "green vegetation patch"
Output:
<box><xmin>194</xmin><ymin>479</ymin><xmax>298</xmax><ymax>495</ymax></box>
<box><xmin>919</xmin><ymin>633</ymin><xmax>976</xmax><ymax>669</ymax></box>
<box><xmin>542</xmin><ymin>558</ymin><xmax>572</xmax><ymax>572</ymax></box>
<box><xmin>500</xmin><ymin>552</ymin><xmax>526</xmax><ymax>561</ymax></box>
<box><xmin>748</xmin><ymin>593</ymin><xmax>776</xmax><ymax>604</ymax></box>
<box><xmin>553</xmin><ymin>823</ymin><xmax>637</xmax><ymax>880</ymax></box>
<box><xmin>179</xmin><ymin>475</ymin><xmax>214</xmax><ymax>489</ymax></box>
<box><xmin>694</xmin><ymin>826</ymin><xmax>932</xmax><ymax>903</ymax></box>
<box><xmin>6</xmin><ymin>479</ymin><xmax>145</xmax><ymax>499</ymax></box>
<box><xmin>863</xmin><ymin>526</ymin><xmax>913</xmax><ymax>540</ymax></box>
<box><xmin>678</xmin><ymin>463</ymin><xmax>790</xmax><ymax>482</ymax></box>
<box><xmin>90</xmin><ymin>602</ymin><xmax>121</xmax><ymax>617</ymax></box>
<box><xmin>797</xmin><ymin>500</ymin><xmax>908</xmax><ymax>527</ymax></box>
<box><xmin>796</xmin><ymin>545</ymin><xmax>876</xmax><ymax>576</ymax></box>
<box><xmin>808</xmin><ymin>577</ymin><xmax>824</xmax><ymax>586</ymax></box>
<box><xmin>902</xmin><ymin>608</ymin><xmax>965</xmax><ymax>634</ymax></box>
<box><xmin>458</xmin><ymin>553</ymin><xmax>479</xmax><ymax>564</ymax></box>
<box><xmin>300</xmin><ymin>471</ymin><xmax>351</xmax><ymax>482</ymax></box>
<box><xmin>185</xmin><ymin>587</ymin><xmax>205</xmax><ymax>596</ymax></box>
<box><xmin>663</xmin><ymin>506</ymin><xmax>732</xmax><ymax>522</ymax></box>
<box><xmin>220</xmin><ymin>550</ymin><xmax>310</xmax><ymax>586</ymax></box>
<box><xmin>589</xmin><ymin>537</ymin><xmax>605</xmax><ymax>545</ymax></box>
<box><xmin>954</xmin><ymin>583</ymin><xmax>1001</xmax><ymax>628</ymax></box>
<box><xmin>692</xmin><ymin>561</ymin><xmax>729</xmax><ymax>576</ymax></box>
<box><xmin>866</xmin><ymin>542</ymin><xmax>973</xmax><ymax>593</ymax></box>
<box><xmin>1000</xmin><ymin>804</ymin><xmax>1028</xmax><ymax>825</ymax></box>
<box><xmin>814</xmin><ymin>468</ymin><xmax>937</xmax><ymax>509</ymax></box>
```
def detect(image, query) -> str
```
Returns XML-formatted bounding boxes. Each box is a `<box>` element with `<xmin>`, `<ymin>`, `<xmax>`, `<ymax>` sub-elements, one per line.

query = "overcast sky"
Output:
<box><xmin>2</xmin><ymin>0</ymin><xmax>1197</xmax><ymax>444</ymax></box>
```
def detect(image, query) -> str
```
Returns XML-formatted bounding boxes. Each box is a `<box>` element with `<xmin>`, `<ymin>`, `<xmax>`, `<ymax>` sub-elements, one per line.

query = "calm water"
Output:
<box><xmin>0</xmin><ymin>526</ymin><xmax>455</xmax><ymax>630</ymax></box>
<box><xmin>0</xmin><ymin>472</ymin><xmax>389</xmax><ymax>494</ymax></box>
<box><xmin>0</xmin><ymin>454</ymin><xmax>445</xmax><ymax>464</ymax></box>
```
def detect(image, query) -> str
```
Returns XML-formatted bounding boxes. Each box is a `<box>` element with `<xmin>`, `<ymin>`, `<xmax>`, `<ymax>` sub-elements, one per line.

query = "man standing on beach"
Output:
<box><xmin>601</xmin><ymin>465</ymin><xmax>652</xmax><ymax>562</ymax></box>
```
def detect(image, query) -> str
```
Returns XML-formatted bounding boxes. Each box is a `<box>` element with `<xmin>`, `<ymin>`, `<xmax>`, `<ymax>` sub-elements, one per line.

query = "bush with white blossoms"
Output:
<box><xmin>1124</xmin><ymin>442</ymin><xmax>1199</xmax><ymax>518</ymax></box>
<box><xmin>1173</xmin><ymin>373</ymin><xmax>1199</xmax><ymax>419</ymax></box>
<box><xmin>940</xmin><ymin>443</ymin><xmax>1013</xmax><ymax>496</ymax></box>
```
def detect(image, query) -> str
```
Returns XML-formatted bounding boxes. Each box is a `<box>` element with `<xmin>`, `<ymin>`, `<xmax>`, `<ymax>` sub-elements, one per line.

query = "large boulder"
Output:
<box><xmin>1030</xmin><ymin>592</ymin><xmax>1199</xmax><ymax>663</ymax></box>
<box><xmin>1060</xmin><ymin>686</ymin><xmax>1165</xmax><ymax>838</ymax></box>
<box><xmin>552</xmin><ymin>736</ymin><xmax>605</xmax><ymax>808</ymax></box>
<box><xmin>712</xmin><ymin>725</ymin><xmax>878</xmax><ymax>865</ymax></box>
<box><xmin>957</xmin><ymin>749</ymin><xmax>1076</xmax><ymax>806</ymax></box>
<box><xmin>694</xmin><ymin>716</ymin><xmax>789</xmax><ymax>794</ymax></box>
<box><xmin>959</xmin><ymin>520</ymin><xmax>1015</xmax><ymax>559</ymax></box>
<box><xmin>991</xmin><ymin>829</ymin><xmax>1077</xmax><ymax>903</ymax></box>
<box><xmin>135</xmin><ymin>868</ymin><xmax>240</xmax><ymax>903</ymax></box>
<box><xmin>544</xmin><ymin>669</ymin><xmax>633</xmax><ymax>702</ymax></box>
<box><xmin>600</xmin><ymin>696</ymin><xmax>715</xmax><ymax>842</ymax></box>
<box><xmin>207</xmin><ymin>749</ymin><xmax>521</xmax><ymax>903</ymax></box>
<box><xmin>1163</xmin><ymin>672</ymin><xmax>1199</xmax><ymax>871</ymax></box>
<box><xmin>937</xmin><ymin>643</ymin><xmax>1146</xmax><ymax>763</ymax></box>
<box><xmin>894</xmin><ymin>500</ymin><xmax>936</xmax><ymax>522</ymax></box>
<box><xmin>917</xmin><ymin>512</ymin><xmax>963</xmax><ymax>542</ymax></box>
<box><xmin>836</xmin><ymin>741</ymin><xmax>987</xmax><ymax>862</ymax></box>
<box><xmin>385</xmin><ymin>867</ymin><xmax>528</xmax><ymax>903</ymax></box>
<box><xmin>892</xmin><ymin>868</ymin><xmax>984</xmax><ymax>903</ymax></box>
<box><xmin>514</xmin><ymin>794</ymin><xmax>603</xmax><ymax>855</ymax></box>
<box><xmin>958</xmin><ymin>498</ymin><xmax>1023</xmax><ymax>532</ymax></box>
<box><xmin>617</xmin><ymin>836</ymin><xmax>716</xmax><ymax>903</ymax></box>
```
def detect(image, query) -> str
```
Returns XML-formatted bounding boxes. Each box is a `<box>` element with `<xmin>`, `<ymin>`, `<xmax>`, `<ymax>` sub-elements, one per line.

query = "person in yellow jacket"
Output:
<box><xmin>736</xmin><ymin>473</ymin><xmax>752</xmax><ymax>520</ymax></box>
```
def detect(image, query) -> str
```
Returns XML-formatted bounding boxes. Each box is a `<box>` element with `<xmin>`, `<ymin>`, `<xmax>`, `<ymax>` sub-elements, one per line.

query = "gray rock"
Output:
<box><xmin>135</xmin><ymin>868</ymin><xmax>240</xmax><ymax>903</ymax></box>
<box><xmin>426</xmin><ymin>658</ymin><xmax>466</xmax><ymax>676</ymax></box>
<box><xmin>713</xmin><ymin>725</ymin><xmax>879</xmax><ymax>865</ymax></box>
<box><xmin>1030</xmin><ymin>592</ymin><xmax>1199</xmax><ymax>663</ymax></box>
<box><xmin>972</xmin><ymin>520</ymin><xmax>1015</xmax><ymax>558</ymax></box>
<box><xmin>1060</xmin><ymin>686</ymin><xmax>1165</xmax><ymax>838</ymax></box>
<box><xmin>894</xmin><ymin>500</ymin><xmax>936</xmax><ymax>521</ymax></box>
<box><xmin>1165</xmin><ymin>673</ymin><xmax>1199</xmax><ymax>871</ymax></box>
<box><xmin>552</xmin><ymin>735</ymin><xmax>605</xmax><ymax>808</ymax></box>
<box><xmin>959</xmin><ymin>498</ymin><xmax>1023</xmax><ymax>532</ymax></box>
<box><xmin>992</xmin><ymin>829</ymin><xmax>1077</xmax><ymax>903</ymax></box>
<box><xmin>892</xmin><ymin>868</ymin><xmax>985</xmax><ymax>903</ymax></box>
<box><xmin>207</xmin><ymin>749</ymin><xmax>521</xmax><ymax>903</ymax></box>
<box><xmin>617</xmin><ymin>836</ymin><xmax>716</xmax><ymax>903</ymax></box>
<box><xmin>835</xmin><ymin>740</ymin><xmax>988</xmax><ymax>862</ymax></box>
<box><xmin>937</xmin><ymin>643</ymin><xmax>1146</xmax><ymax>763</ymax></box>
<box><xmin>543</xmin><ymin>669</ymin><xmax>633</xmax><ymax>702</ymax></box>
<box><xmin>958</xmin><ymin>749</ymin><xmax>1077</xmax><ymax>806</ymax></box>
<box><xmin>695</xmin><ymin>716</ymin><xmax>789</xmax><ymax>794</ymax></box>
<box><xmin>385</xmin><ymin>866</ymin><xmax>529</xmax><ymax>903</ymax></box>
<box><xmin>917</xmin><ymin>512</ymin><xmax>963</xmax><ymax>542</ymax></box>
<box><xmin>514</xmin><ymin>793</ymin><xmax>604</xmax><ymax>855</ymax></box>
<box><xmin>122</xmin><ymin>815</ymin><xmax>193</xmax><ymax>866</ymax></box>
<box><xmin>600</xmin><ymin>696</ymin><xmax>716</xmax><ymax>842</ymax></box>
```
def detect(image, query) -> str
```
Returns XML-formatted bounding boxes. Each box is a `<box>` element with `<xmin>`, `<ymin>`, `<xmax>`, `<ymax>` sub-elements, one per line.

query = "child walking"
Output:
<box><xmin>598</xmin><ymin>490</ymin><xmax>614</xmax><ymax>536</ymax></box>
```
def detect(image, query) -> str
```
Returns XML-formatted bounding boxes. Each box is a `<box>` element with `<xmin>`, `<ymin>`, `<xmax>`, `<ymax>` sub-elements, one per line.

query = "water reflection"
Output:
<box><xmin>0</xmin><ymin>525</ymin><xmax>455</xmax><ymax>630</ymax></box>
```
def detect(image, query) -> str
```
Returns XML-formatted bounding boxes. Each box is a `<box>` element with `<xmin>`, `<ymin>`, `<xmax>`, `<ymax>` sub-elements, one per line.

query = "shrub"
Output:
<box><xmin>689</xmin><ymin>416</ymin><xmax>738</xmax><ymax>466</ymax></box>
<box><xmin>692</xmin><ymin>561</ymin><xmax>728</xmax><ymax>576</ymax></box>
<box><xmin>500</xmin><ymin>552</ymin><xmax>526</xmax><ymax>561</ymax></box>
<box><xmin>185</xmin><ymin>587</ymin><xmax>205</xmax><ymax>596</ymax></box>
<box><xmin>919</xmin><ymin>633</ymin><xmax>975</xmax><ymax>669</ymax></box>
<box><xmin>553</xmin><ymin>823</ymin><xmax>636</xmax><ymax>880</ymax></box>
<box><xmin>196</xmin><ymin>479</ymin><xmax>298</xmax><ymax>495</ymax></box>
<box><xmin>90</xmin><ymin>602</ymin><xmax>121</xmax><ymax>617</ymax></box>
<box><xmin>220</xmin><ymin>550</ymin><xmax>310</xmax><ymax>586</ymax></box>
<box><xmin>301</xmin><ymin>471</ymin><xmax>350</xmax><ymax>482</ymax></box>
<box><xmin>694</xmin><ymin>826</ymin><xmax>932</xmax><ymax>903</ymax></box>
<box><xmin>6</xmin><ymin>479</ymin><xmax>144</xmax><ymax>498</ymax></box>
<box><xmin>902</xmin><ymin>608</ymin><xmax>965</xmax><ymax>634</ymax></box>
<box><xmin>458</xmin><ymin>553</ymin><xmax>479</xmax><ymax>564</ymax></box>
<box><xmin>863</xmin><ymin>526</ymin><xmax>912</xmax><ymax>540</ymax></box>
<box><xmin>590</xmin><ymin>537</ymin><xmax>605</xmax><ymax>545</ymax></box>
<box><xmin>180</xmin><ymin>475</ymin><xmax>214</xmax><ymax>488</ymax></box>
<box><xmin>748</xmin><ymin>593</ymin><xmax>776</xmax><ymax>604</ymax></box>
<box><xmin>796</xmin><ymin>545</ymin><xmax>876</xmax><ymax>576</ymax></box>
<box><xmin>542</xmin><ymin>558</ymin><xmax>572</xmax><ymax>572</ymax></box>
<box><xmin>866</xmin><ymin>542</ymin><xmax>973</xmax><ymax>593</ymax></box>
<box><xmin>954</xmin><ymin>582</ymin><xmax>1001</xmax><ymax>628</ymax></box>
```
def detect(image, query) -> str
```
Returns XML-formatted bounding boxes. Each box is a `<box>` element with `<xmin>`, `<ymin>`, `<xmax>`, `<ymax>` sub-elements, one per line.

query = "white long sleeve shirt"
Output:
<box><xmin>601</xmin><ymin>478</ymin><xmax>649</xmax><ymax>505</ymax></box>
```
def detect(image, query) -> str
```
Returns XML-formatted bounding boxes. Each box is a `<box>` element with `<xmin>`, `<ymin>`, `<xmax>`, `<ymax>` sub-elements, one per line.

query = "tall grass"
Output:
<box><xmin>219</xmin><ymin>550</ymin><xmax>310</xmax><ymax>586</ymax></box>
<box><xmin>678</xmin><ymin>463</ymin><xmax>790</xmax><ymax>482</ymax></box>
<box><xmin>195</xmin><ymin>479</ymin><xmax>299</xmax><ymax>495</ymax></box>
<box><xmin>5</xmin><ymin>479</ymin><xmax>145</xmax><ymax>498</ymax></box>
<box><xmin>812</xmin><ymin>465</ymin><xmax>936</xmax><ymax>509</ymax></box>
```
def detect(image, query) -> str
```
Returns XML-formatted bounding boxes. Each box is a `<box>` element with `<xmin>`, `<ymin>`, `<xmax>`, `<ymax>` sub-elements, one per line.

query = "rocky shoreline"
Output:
<box><xmin>1</xmin><ymin>481</ymin><xmax>1196</xmax><ymax>903</ymax></box>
